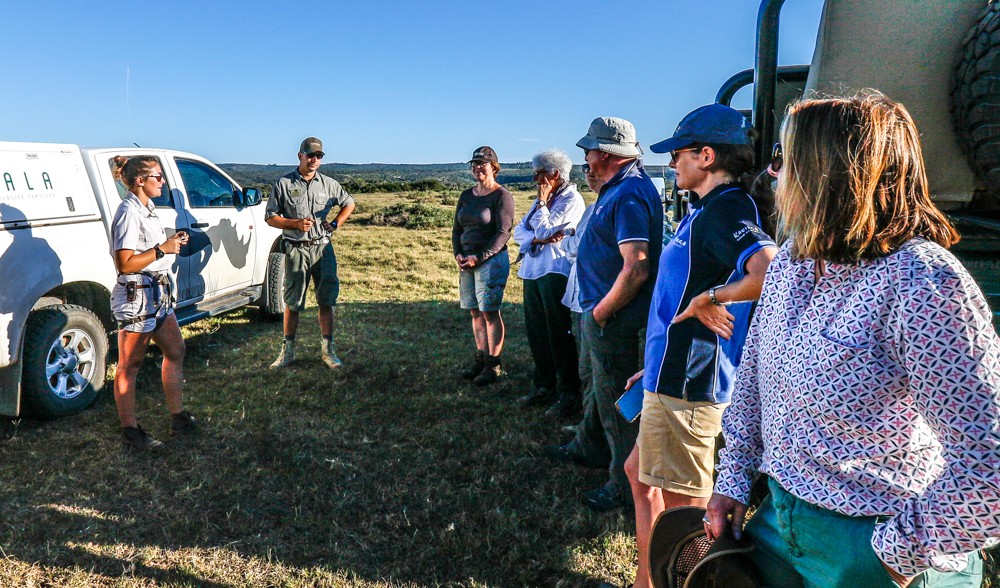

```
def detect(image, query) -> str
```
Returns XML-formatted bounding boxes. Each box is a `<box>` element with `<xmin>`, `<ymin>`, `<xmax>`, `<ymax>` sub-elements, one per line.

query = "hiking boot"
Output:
<box><xmin>543</xmin><ymin>443</ymin><xmax>608</xmax><ymax>470</ymax></box>
<box><xmin>321</xmin><ymin>339</ymin><xmax>342</xmax><ymax>370</ymax></box>
<box><xmin>270</xmin><ymin>339</ymin><xmax>296</xmax><ymax>369</ymax></box>
<box><xmin>518</xmin><ymin>386</ymin><xmax>557</xmax><ymax>408</ymax></box>
<box><xmin>473</xmin><ymin>355</ymin><xmax>501</xmax><ymax>386</ymax></box>
<box><xmin>544</xmin><ymin>392</ymin><xmax>581</xmax><ymax>420</ymax></box>
<box><xmin>170</xmin><ymin>410</ymin><xmax>198</xmax><ymax>435</ymax></box>
<box><xmin>460</xmin><ymin>350</ymin><xmax>486</xmax><ymax>379</ymax></box>
<box><xmin>580</xmin><ymin>485</ymin><xmax>628</xmax><ymax>512</ymax></box>
<box><xmin>121</xmin><ymin>425</ymin><xmax>165</xmax><ymax>453</ymax></box>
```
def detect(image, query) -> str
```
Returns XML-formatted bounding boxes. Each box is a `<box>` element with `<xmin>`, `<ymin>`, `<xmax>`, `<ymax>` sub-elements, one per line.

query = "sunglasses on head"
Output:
<box><xmin>770</xmin><ymin>143</ymin><xmax>783</xmax><ymax>173</ymax></box>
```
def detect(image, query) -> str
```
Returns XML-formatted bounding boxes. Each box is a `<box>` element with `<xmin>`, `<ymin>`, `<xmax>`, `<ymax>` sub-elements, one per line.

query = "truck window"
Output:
<box><xmin>107</xmin><ymin>156</ymin><xmax>174</xmax><ymax>208</ymax></box>
<box><xmin>176</xmin><ymin>159</ymin><xmax>237</xmax><ymax>208</ymax></box>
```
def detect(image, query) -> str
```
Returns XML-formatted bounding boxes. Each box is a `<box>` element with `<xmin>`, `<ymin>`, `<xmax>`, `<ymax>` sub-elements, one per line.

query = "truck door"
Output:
<box><xmin>171</xmin><ymin>157</ymin><xmax>256</xmax><ymax>300</ymax></box>
<box><xmin>100</xmin><ymin>153</ymin><xmax>190</xmax><ymax>294</ymax></box>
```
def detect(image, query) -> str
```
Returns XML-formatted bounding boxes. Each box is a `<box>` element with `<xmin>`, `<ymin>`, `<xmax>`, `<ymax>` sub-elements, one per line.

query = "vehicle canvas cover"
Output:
<box><xmin>0</xmin><ymin>142</ymin><xmax>100</xmax><ymax>227</ymax></box>
<box><xmin>805</xmin><ymin>0</ymin><xmax>982</xmax><ymax>202</ymax></box>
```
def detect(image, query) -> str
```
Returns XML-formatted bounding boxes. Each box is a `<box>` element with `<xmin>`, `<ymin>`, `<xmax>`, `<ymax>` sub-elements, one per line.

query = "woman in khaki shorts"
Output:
<box><xmin>452</xmin><ymin>146</ymin><xmax>515</xmax><ymax>386</ymax></box>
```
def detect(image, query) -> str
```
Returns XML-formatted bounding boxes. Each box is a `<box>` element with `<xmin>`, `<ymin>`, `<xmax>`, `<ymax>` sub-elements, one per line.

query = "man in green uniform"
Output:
<box><xmin>266</xmin><ymin>137</ymin><xmax>355</xmax><ymax>369</ymax></box>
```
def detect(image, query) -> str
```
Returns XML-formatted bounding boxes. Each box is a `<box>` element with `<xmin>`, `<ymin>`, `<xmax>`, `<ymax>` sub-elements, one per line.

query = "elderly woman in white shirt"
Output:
<box><xmin>513</xmin><ymin>149</ymin><xmax>586</xmax><ymax>418</ymax></box>
<box><xmin>706</xmin><ymin>93</ymin><xmax>1000</xmax><ymax>588</ymax></box>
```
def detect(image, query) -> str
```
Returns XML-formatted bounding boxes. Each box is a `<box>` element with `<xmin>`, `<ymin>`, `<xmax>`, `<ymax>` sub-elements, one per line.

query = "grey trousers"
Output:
<box><xmin>571</xmin><ymin>309</ymin><xmax>642</xmax><ymax>494</ymax></box>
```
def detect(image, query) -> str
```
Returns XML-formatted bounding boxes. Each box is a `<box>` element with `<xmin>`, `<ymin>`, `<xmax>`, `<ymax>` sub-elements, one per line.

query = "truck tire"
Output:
<box><xmin>260</xmin><ymin>251</ymin><xmax>285</xmax><ymax>321</ymax></box>
<box><xmin>21</xmin><ymin>304</ymin><xmax>107</xmax><ymax>418</ymax></box>
<box><xmin>952</xmin><ymin>2</ymin><xmax>1000</xmax><ymax>192</ymax></box>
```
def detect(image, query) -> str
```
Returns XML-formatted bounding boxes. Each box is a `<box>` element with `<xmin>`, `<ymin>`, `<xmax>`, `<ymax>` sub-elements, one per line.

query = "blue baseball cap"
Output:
<box><xmin>650</xmin><ymin>104</ymin><xmax>751</xmax><ymax>153</ymax></box>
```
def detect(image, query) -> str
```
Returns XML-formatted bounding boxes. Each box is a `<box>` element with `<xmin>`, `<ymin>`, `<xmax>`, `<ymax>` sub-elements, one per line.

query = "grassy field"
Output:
<box><xmin>0</xmin><ymin>189</ymin><xmax>995</xmax><ymax>587</ymax></box>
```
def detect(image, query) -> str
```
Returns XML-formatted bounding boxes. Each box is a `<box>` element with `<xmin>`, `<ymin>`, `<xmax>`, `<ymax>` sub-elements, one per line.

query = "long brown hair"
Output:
<box><xmin>112</xmin><ymin>155</ymin><xmax>160</xmax><ymax>191</ymax></box>
<box><xmin>776</xmin><ymin>93</ymin><xmax>958</xmax><ymax>263</ymax></box>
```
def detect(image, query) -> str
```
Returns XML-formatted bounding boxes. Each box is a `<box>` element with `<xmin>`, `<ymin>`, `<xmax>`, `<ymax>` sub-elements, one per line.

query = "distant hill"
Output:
<box><xmin>220</xmin><ymin>162</ymin><xmax>674</xmax><ymax>196</ymax></box>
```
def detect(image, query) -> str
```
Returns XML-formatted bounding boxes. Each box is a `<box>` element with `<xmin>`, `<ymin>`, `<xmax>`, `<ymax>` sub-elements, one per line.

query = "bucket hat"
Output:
<box><xmin>648</xmin><ymin>506</ymin><xmax>759</xmax><ymax>588</ymax></box>
<box><xmin>576</xmin><ymin>117</ymin><xmax>643</xmax><ymax>158</ymax></box>
<box><xmin>650</xmin><ymin>104</ymin><xmax>751</xmax><ymax>154</ymax></box>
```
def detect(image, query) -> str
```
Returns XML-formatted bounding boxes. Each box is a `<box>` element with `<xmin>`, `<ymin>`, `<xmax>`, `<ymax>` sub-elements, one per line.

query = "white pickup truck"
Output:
<box><xmin>0</xmin><ymin>142</ymin><xmax>287</xmax><ymax>418</ymax></box>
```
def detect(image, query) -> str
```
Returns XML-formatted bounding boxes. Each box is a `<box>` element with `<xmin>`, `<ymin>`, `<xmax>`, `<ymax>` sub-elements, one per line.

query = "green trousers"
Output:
<box><xmin>746</xmin><ymin>476</ymin><xmax>982</xmax><ymax>588</ymax></box>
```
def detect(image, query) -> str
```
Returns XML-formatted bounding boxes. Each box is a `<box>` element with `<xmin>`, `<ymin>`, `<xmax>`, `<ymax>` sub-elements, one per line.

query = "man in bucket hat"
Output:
<box><xmin>266</xmin><ymin>137</ymin><xmax>355</xmax><ymax>370</ymax></box>
<box><xmin>620</xmin><ymin>104</ymin><xmax>776</xmax><ymax>588</ymax></box>
<box><xmin>545</xmin><ymin>117</ymin><xmax>663</xmax><ymax>512</ymax></box>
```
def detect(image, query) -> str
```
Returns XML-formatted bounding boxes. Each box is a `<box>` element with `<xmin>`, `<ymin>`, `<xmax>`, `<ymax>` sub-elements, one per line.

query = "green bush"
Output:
<box><xmin>369</xmin><ymin>203</ymin><xmax>453</xmax><ymax>229</ymax></box>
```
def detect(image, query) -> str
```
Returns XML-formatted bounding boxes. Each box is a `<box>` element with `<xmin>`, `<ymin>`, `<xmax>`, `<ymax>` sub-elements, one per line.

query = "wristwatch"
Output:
<box><xmin>154</xmin><ymin>245</ymin><xmax>165</xmax><ymax>260</ymax></box>
<box><xmin>708</xmin><ymin>286</ymin><xmax>731</xmax><ymax>306</ymax></box>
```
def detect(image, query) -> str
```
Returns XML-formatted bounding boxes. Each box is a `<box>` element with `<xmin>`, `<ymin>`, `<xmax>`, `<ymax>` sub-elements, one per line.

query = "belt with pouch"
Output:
<box><xmin>115</xmin><ymin>271</ymin><xmax>174</xmax><ymax>330</ymax></box>
<box><xmin>284</xmin><ymin>236</ymin><xmax>330</xmax><ymax>248</ymax></box>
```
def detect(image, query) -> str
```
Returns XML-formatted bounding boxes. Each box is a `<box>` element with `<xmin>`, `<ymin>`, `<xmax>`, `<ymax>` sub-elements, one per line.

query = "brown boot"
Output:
<box><xmin>461</xmin><ymin>350</ymin><xmax>486</xmax><ymax>379</ymax></box>
<box><xmin>473</xmin><ymin>355</ymin><xmax>501</xmax><ymax>386</ymax></box>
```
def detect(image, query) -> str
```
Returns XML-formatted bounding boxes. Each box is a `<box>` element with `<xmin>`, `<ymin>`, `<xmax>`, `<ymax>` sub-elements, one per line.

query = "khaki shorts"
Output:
<box><xmin>284</xmin><ymin>241</ymin><xmax>339</xmax><ymax>312</ymax></box>
<box><xmin>636</xmin><ymin>390</ymin><xmax>728</xmax><ymax>497</ymax></box>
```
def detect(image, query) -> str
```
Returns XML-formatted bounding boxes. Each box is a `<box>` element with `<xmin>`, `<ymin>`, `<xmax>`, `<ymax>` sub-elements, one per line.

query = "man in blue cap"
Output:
<box><xmin>545</xmin><ymin>116</ymin><xmax>663</xmax><ymax>512</ymax></box>
<box><xmin>617</xmin><ymin>104</ymin><xmax>778</xmax><ymax>588</ymax></box>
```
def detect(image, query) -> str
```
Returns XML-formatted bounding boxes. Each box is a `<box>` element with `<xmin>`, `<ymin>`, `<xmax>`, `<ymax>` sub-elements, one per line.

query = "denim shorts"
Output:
<box><xmin>459</xmin><ymin>249</ymin><xmax>509</xmax><ymax>312</ymax></box>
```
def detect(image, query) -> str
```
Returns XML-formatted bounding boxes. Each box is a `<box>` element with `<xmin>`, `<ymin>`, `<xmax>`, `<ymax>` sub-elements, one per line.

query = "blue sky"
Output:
<box><xmin>1</xmin><ymin>1</ymin><xmax>823</xmax><ymax>165</ymax></box>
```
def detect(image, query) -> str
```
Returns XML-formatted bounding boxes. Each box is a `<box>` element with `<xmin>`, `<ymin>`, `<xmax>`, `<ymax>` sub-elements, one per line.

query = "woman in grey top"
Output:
<box><xmin>452</xmin><ymin>146</ymin><xmax>515</xmax><ymax>385</ymax></box>
<box><xmin>110</xmin><ymin>155</ymin><xmax>194</xmax><ymax>452</ymax></box>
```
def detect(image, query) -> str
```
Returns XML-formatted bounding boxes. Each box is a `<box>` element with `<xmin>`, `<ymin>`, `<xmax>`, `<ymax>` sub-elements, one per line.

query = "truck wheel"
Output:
<box><xmin>952</xmin><ymin>3</ymin><xmax>1000</xmax><ymax>192</ymax></box>
<box><xmin>259</xmin><ymin>252</ymin><xmax>286</xmax><ymax>321</ymax></box>
<box><xmin>21</xmin><ymin>304</ymin><xmax>107</xmax><ymax>418</ymax></box>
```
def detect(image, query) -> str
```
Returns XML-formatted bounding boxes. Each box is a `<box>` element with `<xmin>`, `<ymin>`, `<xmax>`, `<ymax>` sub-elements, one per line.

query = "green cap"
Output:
<box><xmin>299</xmin><ymin>137</ymin><xmax>324</xmax><ymax>156</ymax></box>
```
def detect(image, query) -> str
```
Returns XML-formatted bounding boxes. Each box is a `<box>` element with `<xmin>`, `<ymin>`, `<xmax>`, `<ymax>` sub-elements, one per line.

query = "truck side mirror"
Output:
<box><xmin>241</xmin><ymin>188</ymin><xmax>262</xmax><ymax>206</ymax></box>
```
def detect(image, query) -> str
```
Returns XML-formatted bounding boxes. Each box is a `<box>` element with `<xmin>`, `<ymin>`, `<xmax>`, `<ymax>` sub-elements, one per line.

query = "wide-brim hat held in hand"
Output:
<box><xmin>576</xmin><ymin>117</ymin><xmax>643</xmax><ymax>158</ymax></box>
<box><xmin>650</xmin><ymin>104</ymin><xmax>752</xmax><ymax>154</ymax></box>
<box><xmin>648</xmin><ymin>506</ymin><xmax>759</xmax><ymax>588</ymax></box>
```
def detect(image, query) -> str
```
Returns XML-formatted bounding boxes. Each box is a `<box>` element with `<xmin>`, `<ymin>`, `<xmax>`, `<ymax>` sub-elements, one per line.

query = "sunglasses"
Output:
<box><xmin>582</xmin><ymin>163</ymin><xmax>591</xmax><ymax>174</ymax></box>
<box><xmin>770</xmin><ymin>143</ymin><xmax>783</xmax><ymax>173</ymax></box>
<box><xmin>471</xmin><ymin>161</ymin><xmax>491</xmax><ymax>169</ymax></box>
<box><xmin>306</xmin><ymin>153</ymin><xmax>324</xmax><ymax>160</ymax></box>
<box><xmin>669</xmin><ymin>146</ymin><xmax>701</xmax><ymax>163</ymax></box>
<box><xmin>141</xmin><ymin>173</ymin><xmax>166</xmax><ymax>182</ymax></box>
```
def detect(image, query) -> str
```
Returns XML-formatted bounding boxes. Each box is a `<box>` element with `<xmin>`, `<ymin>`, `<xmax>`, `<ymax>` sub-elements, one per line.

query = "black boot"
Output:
<box><xmin>473</xmin><ymin>355</ymin><xmax>501</xmax><ymax>386</ymax></box>
<box><xmin>461</xmin><ymin>350</ymin><xmax>486</xmax><ymax>379</ymax></box>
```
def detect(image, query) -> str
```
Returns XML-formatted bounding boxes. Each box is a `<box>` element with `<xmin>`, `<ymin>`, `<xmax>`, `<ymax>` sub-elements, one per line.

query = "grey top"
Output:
<box><xmin>265</xmin><ymin>169</ymin><xmax>355</xmax><ymax>242</ymax></box>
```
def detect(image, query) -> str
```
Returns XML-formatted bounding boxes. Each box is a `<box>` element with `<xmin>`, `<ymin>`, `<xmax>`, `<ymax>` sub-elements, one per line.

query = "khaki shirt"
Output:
<box><xmin>110</xmin><ymin>192</ymin><xmax>174</xmax><ymax>274</ymax></box>
<box><xmin>265</xmin><ymin>169</ymin><xmax>354</xmax><ymax>242</ymax></box>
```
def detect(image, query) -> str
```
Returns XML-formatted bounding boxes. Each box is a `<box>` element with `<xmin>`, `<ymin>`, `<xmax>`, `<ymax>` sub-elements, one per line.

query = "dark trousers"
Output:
<box><xmin>523</xmin><ymin>273</ymin><xmax>580</xmax><ymax>396</ymax></box>
<box><xmin>571</xmin><ymin>309</ymin><xmax>642</xmax><ymax>494</ymax></box>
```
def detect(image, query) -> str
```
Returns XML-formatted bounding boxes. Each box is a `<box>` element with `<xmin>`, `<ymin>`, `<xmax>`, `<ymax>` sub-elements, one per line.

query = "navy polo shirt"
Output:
<box><xmin>577</xmin><ymin>159</ymin><xmax>663</xmax><ymax>324</ymax></box>
<box><xmin>642</xmin><ymin>182</ymin><xmax>776</xmax><ymax>403</ymax></box>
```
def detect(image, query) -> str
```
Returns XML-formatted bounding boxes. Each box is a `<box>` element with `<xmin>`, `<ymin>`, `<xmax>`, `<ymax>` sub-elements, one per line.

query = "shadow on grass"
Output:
<box><xmin>0</xmin><ymin>301</ymin><xmax>628</xmax><ymax>587</ymax></box>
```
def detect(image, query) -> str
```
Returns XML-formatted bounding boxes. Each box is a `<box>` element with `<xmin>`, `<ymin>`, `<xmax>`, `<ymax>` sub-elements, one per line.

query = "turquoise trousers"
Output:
<box><xmin>745</xmin><ymin>477</ymin><xmax>982</xmax><ymax>588</ymax></box>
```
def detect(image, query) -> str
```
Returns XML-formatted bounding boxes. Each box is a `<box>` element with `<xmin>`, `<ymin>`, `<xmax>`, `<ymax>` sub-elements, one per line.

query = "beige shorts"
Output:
<box><xmin>637</xmin><ymin>390</ymin><xmax>728</xmax><ymax>497</ymax></box>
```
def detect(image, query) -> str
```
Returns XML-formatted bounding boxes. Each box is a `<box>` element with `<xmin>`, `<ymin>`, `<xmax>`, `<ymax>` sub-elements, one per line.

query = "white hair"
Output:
<box><xmin>531</xmin><ymin>149</ymin><xmax>573</xmax><ymax>182</ymax></box>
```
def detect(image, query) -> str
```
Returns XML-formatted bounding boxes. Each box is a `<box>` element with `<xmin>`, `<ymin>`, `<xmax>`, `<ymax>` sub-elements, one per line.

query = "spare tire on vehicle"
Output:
<box><xmin>21</xmin><ymin>304</ymin><xmax>107</xmax><ymax>418</ymax></box>
<box><xmin>952</xmin><ymin>2</ymin><xmax>1000</xmax><ymax>197</ymax></box>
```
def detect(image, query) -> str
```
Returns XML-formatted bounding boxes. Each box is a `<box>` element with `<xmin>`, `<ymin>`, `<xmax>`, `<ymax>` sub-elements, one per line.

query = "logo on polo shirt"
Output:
<box><xmin>733</xmin><ymin>221</ymin><xmax>763</xmax><ymax>241</ymax></box>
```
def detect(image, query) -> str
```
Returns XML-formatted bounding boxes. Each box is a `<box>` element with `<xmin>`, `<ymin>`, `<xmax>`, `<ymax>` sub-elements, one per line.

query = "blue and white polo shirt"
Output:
<box><xmin>642</xmin><ymin>182</ymin><xmax>776</xmax><ymax>403</ymax></box>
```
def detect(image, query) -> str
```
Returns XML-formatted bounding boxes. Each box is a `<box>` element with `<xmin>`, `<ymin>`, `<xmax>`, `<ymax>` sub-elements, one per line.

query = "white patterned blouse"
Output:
<box><xmin>715</xmin><ymin>238</ymin><xmax>1000</xmax><ymax>577</ymax></box>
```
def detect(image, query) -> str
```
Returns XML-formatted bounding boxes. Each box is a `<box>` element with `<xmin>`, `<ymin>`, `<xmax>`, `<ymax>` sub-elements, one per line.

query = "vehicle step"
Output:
<box><xmin>175</xmin><ymin>291</ymin><xmax>256</xmax><ymax>327</ymax></box>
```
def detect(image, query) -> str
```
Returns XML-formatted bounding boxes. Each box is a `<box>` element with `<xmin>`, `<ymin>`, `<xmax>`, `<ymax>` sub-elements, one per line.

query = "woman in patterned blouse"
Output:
<box><xmin>704</xmin><ymin>93</ymin><xmax>1000</xmax><ymax>587</ymax></box>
